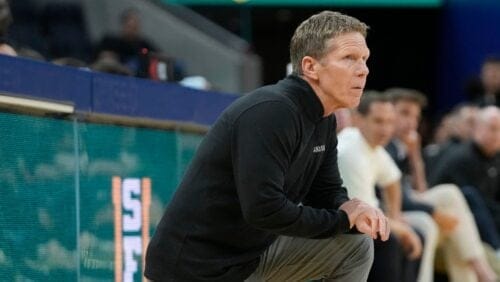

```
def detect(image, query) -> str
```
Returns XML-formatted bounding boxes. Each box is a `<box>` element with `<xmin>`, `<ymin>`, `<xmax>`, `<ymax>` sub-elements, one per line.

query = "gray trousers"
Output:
<box><xmin>245</xmin><ymin>234</ymin><xmax>374</xmax><ymax>282</ymax></box>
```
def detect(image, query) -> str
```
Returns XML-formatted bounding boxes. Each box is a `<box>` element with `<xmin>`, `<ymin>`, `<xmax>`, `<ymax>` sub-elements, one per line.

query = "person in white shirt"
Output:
<box><xmin>338</xmin><ymin>93</ymin><xmax>438</xmax><ymax>282</ymax></box>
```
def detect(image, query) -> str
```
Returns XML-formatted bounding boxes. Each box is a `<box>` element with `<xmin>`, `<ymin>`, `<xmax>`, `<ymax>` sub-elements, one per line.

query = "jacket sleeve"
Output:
<box><xmin>232</xmin><ymin>101</ymin><xmax>350</xmax><ymax>239</ymax></box>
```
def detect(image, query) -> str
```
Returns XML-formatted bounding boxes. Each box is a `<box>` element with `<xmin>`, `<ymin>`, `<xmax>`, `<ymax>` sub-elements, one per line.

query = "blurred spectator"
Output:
<box><xmin>424</xmin><ymin>103</ymin><xmax>478</xmax><ymax>179</ymax></box>
<box><xmin>431</xmin><ymin>113</ymin><xmax>453</xmax><ymax>145</ymax></box>
<box><xmin>448</xmin><ymin>103</ymin><xmax>479</xmax><ymax>142</ymax></box>
<box><xmin>16</xmin><ymin>47</ymin><xmax>44</xmax><ymax>61</ymax></box>
<box><xmin>431</xmin><ymin>106</ymin><xmax>500</xmax><ymax>235</ymax></box>
<box><xmin>0</xmin><ymin>0</ymin><xmax>16</xmax><ymax>56</ymax></box>
<box><xmin>466</xmin><ymin>56</ymin><xmax>500</xmax><ymax>107</ymax></box>
<box><xmin>91</xmin><ymin>54</ymin><xmax>133</xmax><ymax>76</ymax></box>
<box><xmin>335</xmin><ymin>90</ymin><xmax>381</xmax><ymax>133</ymax></box>
<box><xmin>94</xmin><ymin>8</ymin><xmax>156</xmax><ymax>75</ymax></box>
<box><xmin>52</xmin><ymin>57</ymin><xmax>87</xmax><ymax>68</ymax></box>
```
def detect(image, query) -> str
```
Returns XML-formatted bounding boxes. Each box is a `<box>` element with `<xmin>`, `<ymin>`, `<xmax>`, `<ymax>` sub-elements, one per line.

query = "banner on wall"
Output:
<box><xmin>112</xmin><ymin>177</ymin><xmax>151</xmax><ymax>282</ymax></box>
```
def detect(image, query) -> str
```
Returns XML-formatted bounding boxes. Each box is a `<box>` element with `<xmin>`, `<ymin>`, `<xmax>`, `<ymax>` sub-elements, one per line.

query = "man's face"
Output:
<box><xmin>315</xmin><ymin>32</ymin><xmax>370</xmax><ymax>109</ymax></box>
<box><xmin>481</xmin><ymin>62</ymin><xmax>500</xmax><ymax>93</ymax></box>
<box><xmin>358</xmin><ymin>101</ymin><xmax>396</xmax><ymax>147</ymax></box>
<box><xmin>122</xmin><ymin>13</ymin><xmax>140</xmax><ymax>38</ymax></box>
<box><xmin>453</xmin><ymin>106</ymin><xmax>477</xmax><ymax>141</ymax></box>
<box><xmin>393</xmin><ymin>100</ymin><xmax>421</xmax><ymax>136</ymax></box>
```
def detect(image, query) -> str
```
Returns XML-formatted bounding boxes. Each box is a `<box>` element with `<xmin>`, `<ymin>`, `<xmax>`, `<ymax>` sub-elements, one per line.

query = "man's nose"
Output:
<box><xmin>356</xmin><ymin>62</ymin><xmax>369</xmax><ymax>76</ymax></box>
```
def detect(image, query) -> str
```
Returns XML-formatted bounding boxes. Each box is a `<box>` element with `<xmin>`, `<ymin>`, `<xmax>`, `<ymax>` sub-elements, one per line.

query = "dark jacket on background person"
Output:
<box><xmin>430</xmin><ymin>142</ymin><xmax>499</xmax><ymax>200</ymax></box>
<box><xmin>145</xmin><ymin>75</ymin><xmax>351</xmax><ymax>281</ymax></box>
<box><xmin>430</xmin><ymin>141</ymin><xmax>500</xmax><ymax>232</ymax></box>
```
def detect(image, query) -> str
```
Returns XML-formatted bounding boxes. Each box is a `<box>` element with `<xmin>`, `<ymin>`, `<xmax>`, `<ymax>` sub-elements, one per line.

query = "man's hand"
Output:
<box><xmin>339</xmin><ymin>198</ymin><xmax>390</xmax><ymax>241</ymax></box>
<box><xmin>432</xmin><ymin>210</ymin><xmax>459</xmax><ymax>235</ymax></box>
<box><xmin>400</xmin><ymin>130</ymin><xmax>421</xmax><ymax>156</ymax></box>
<box><xmin>400</xmin><ymin>130</ymin><xmax>428</xmax><ymax>193</ymax></box>
<box><xmin>390</xmin><ymin>219</ymin><xmax>422</xmax><ymax>260</ymax></box>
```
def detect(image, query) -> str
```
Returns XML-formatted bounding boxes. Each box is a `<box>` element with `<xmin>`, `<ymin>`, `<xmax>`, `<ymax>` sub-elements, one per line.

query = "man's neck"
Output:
<box><xmin>358</xmin><ymin>128</ymin><xmax>379</xmax><ymax>149</ymax></box>
<box><xmin>300</xmin><ymin>75</ymin><xmax>340</xmax><ymax>117</ymax></box>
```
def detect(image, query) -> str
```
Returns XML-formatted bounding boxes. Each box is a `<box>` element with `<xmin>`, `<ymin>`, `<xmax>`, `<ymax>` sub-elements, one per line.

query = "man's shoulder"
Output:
<box><xmin>225</xmin><ymin>85</ymin><xmax>299</xmax><ymax>121</ymax></box>
<box><xmin>338</xmin><ymin>128</ymin><xmax>363</xmax><ymax>147</ymax></box>
<box><xmin>338</xmin><ymin>128</ymin><xmax>367</xmax><ymax>158</ymax></box>
<box><xmin>448</xmin><ymin>142</ymin><xmax>473</xmax><ymax>158</ymax></box>
<box><xmin>435</xmin><ymin>142</ymin><xmax>472</xmax><ymax>169</ymax></box>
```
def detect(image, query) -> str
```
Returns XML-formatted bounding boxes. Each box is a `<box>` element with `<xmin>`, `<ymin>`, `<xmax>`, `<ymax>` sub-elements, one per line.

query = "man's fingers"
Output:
<box><xmin>352</xmin><ymin>205</ymin><xmax>391</xmax><ymax>240</ymax></box>
<box><xmin>370</xmin><ymin>211</ymin><xmax>378</xmax><ymax>240</ymax></box>
<box><xmin>408</xmin><ymin>242</ymin><xmax>418</xmax><ymax>259</ymax></box>
<box><xmin>375</xmin><ymin>211</ymin><xmax>384</xmax><ymax>240</ymax></box>
<box><xmin>357</xmin><ymin>222</ymin><xmax>372</xmax><ymax>236</ymax></box>
<box><xmin>407</xmin><ymin>233</ymin><xmax>422</xmax><ymax>260</ymax></box>
<box><xmin>383</xmin><ymin>216</ymin><xmax>390</xmax><ymax>241</ymax></box>
<box><xmin>376</xmin><ymin>210</ymin><xmax>390</xmax><ymax>241</ymax></box>
<box><xmin>354</xmin><ymin>212</ymin><xmax>376</xmax><ymax>238</ymax></box>
<box><xmin>409</xmin><ymin>244</ymin><xmax>420</xmax><ymax>260</ymax></box>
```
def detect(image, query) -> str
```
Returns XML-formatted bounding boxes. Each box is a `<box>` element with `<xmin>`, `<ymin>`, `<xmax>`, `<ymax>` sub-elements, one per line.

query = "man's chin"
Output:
<box><xmin>347</xmin><ymin>98</ymin><xmax>362</xmax><ymax>109</ymax></box>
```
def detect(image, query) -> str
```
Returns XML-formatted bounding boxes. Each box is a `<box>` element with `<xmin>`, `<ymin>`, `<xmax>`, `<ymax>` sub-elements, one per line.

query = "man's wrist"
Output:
<box><xmin>337</xmin><ymin>209</ymin><xmax>352</xmax><ymax>233</ymax></box>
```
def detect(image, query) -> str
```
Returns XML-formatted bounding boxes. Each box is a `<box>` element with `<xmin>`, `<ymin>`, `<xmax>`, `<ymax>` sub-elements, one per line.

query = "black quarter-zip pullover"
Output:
<box><xmin>145</xmin><ymin>75</ymin><xmax>351</xmax><ymax>281</ymax></box>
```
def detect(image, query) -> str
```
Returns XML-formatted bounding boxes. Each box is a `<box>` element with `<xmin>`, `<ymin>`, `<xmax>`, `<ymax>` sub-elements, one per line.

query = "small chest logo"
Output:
<box><xmin>312</xmin><ymin>145</ymin><xmax>326</xmax><ymax>153</ymax></box>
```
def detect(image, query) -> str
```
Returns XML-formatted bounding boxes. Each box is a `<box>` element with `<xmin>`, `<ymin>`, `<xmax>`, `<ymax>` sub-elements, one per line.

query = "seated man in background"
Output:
<box><xmin>431</xmin><ymin>106</ymin><xmax>500</xmax><ymax>249</ymax></box>
<box><xmin>386</xmin><ymin>88</ymin><xmax>497</xmax><ymax>282</ymax></box>
<box><xmin>338</xmin><ymin>93</ymin><xmax>433</xmax><ymax>282</ymax></box>
<box><xmin>424</xmin><ymin>103</ymin><xmax>478</xmax><ymax>180</ymax></box>
<box><xmin>95</xmin><ymin>8</ymin><xmax>156</xmax><ymax>67</ymax></box>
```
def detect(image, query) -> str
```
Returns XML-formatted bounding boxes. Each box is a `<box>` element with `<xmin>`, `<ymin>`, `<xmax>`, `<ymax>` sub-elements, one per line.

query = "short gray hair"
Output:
<box><xmin>385</xmin><ymin>87</ymin><xmax>428</xmax><ymax>109</ymax></box>
<box><xmin>290</xmin><ymin>11</ymin><xmax>369</xmax><ymax>75</ymax></box>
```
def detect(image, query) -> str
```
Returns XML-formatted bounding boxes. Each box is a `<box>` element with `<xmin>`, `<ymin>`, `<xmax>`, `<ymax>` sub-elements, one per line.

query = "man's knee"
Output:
<box><xmin>348</xmin><ymin>235</ymin><xmax>374</xmax><ymax>266</ymax></box>
<box><xmin>432</xmin><ymin>184</ymin><xmax>468</xmax><ymax>207</ymax></box>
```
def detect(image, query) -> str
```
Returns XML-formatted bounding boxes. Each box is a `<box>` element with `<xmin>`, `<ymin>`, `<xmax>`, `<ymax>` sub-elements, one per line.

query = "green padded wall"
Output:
<box><xmin>0</xmin><ymin>112</ymin><xmax>203</xmax><ymax>281</ymax></box>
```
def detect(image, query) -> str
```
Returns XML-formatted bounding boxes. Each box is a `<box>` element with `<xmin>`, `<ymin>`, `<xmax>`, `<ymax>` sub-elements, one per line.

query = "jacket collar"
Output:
<box><xmin>279</xmin><ymin>75</ymin><xmax>325</xmax><ymax>123</ymax></box>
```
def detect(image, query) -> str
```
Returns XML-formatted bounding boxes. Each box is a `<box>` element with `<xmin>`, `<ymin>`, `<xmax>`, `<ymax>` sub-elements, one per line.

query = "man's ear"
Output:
<box><xmin>301</xmin><ymin>56</ymin><xmax>319</xmax><ymax>80</ymax></box>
